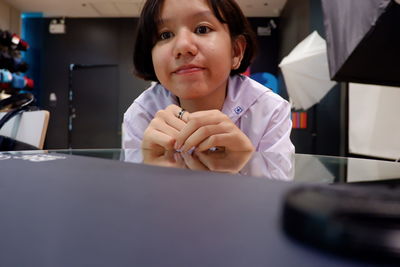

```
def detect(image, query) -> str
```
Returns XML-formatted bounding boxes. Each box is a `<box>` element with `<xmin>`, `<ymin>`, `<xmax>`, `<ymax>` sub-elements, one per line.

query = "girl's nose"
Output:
<box><xmin>173</xmin><ymin>30</ymin><xmax>198</xmax><ymax>58</ymax></box>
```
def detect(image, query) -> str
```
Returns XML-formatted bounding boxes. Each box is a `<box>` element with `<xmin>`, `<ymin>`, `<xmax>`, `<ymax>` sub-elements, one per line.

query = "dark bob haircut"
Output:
<box><xmin>133</xmin><ymin>0</ymin><xmax>258</xmax><ymax>81</ymax></box>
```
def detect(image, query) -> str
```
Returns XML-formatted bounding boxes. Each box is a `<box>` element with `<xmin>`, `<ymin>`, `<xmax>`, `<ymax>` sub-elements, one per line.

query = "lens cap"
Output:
<box><xmin>282</xmin><ymin>184</ymin><xmax>400</xmax><ymax>263</ymax></box>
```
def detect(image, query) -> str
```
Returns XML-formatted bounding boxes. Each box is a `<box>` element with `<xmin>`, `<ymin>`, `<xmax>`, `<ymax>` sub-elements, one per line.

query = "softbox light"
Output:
<box><xmin>279</xmin><ymin>31</ymin><xmax>336</xmax><ymax>110</ymax></box>
<box><xmin>321</xmin><ymin>0</ymin><xmax>400</xmax><ymax>87</ymax></box>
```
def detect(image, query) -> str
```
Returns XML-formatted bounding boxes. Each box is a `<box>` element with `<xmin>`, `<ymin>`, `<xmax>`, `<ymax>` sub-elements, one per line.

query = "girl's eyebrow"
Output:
<box><xmin>156</xmin><ymin>10</ymin><xmax>215</xmax><ymax>27</ymax></box>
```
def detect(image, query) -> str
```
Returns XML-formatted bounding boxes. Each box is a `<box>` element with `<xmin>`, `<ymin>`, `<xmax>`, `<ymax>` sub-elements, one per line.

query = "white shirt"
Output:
<box><xmin>123</xmin><ymin>75</ymin><xmax>294</xmax><ymax>156</ymax></box>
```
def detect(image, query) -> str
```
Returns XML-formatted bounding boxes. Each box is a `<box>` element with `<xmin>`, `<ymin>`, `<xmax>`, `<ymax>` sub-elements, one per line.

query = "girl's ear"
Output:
<box><xmin>231</xmin><ymin>35</ymin><xmax>247</xmax><ymax>70</ymax></box>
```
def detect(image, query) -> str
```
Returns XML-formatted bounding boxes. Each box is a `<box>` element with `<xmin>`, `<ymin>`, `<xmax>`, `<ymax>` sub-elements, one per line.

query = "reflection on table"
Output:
<box><xmin>125</xmin><ymin>149</ymin><xmax>294</xmax><ymax>181</ymax></box>
<box><xmin>2</xmin><ymin>149</ymin><xmax>397</xmax><ymax>184</ymax></box>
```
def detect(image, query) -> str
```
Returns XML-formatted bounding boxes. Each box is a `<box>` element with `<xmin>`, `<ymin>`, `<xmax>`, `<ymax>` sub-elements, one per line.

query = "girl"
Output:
<box><xmin>123</xmin><ymin>0</ymin><xmax>294</xmax><ymax>156</ymax></box>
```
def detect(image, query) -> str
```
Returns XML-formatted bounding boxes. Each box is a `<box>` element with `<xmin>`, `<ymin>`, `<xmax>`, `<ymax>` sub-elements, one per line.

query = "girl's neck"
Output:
<box><xmin>179</xmin><ymin>86</ymin><xmax>227</xmax><ymax>113</ymax></box>
<box><xmin>178</xmin><ymin>80</ymin><xmax>229</xmax><ymax>113</ymax></box>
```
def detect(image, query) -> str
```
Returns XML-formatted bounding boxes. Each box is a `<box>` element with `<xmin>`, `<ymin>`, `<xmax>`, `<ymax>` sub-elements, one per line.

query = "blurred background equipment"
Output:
<box><xmin>250</xmin><ymin>72</ymin><xmax>279</xmax><ymax>94</ymax></box>
<box><xmin>321</xmin><ymin>0</ymin><xmax>400</xmax><ymax>87</ymax></box>
<box><xmin>320</xmin><ymin>0</ymin><xmax>400</xmax><ymax>160</ymax></box>
<box><xmin>0</xmin><ymin>29</ymin><xmax>49</xmax><ymax>150</ymax></box>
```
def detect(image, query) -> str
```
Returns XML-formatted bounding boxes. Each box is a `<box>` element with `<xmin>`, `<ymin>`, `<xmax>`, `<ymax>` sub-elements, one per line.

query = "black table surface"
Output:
<box><xmin>0</xmin><ymin>149</ymin><xmax>398</xmax><ymax>266</ymax></box>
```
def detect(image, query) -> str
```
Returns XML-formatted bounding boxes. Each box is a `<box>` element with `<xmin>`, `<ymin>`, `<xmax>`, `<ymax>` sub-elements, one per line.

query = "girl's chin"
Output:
<box><xmin>171</xmin><ymin>86</ymin><xmax>208</xmax><ymax>97</ymax></box>
<box><xmin>176</xmin><ymin>94</ymin><xmax>205</xmax><ymax>100</ymax></box>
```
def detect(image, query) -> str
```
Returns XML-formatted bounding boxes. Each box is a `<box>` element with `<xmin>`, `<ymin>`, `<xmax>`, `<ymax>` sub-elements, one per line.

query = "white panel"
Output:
<box><xmin>347</xmin><ymin>157</ymin><xmax>400</xmax><ymax>183</ymax></box>
<box><xmin>349</xmin><ymin>83</ymin><xmax>400</xmax><ymax>160</ymax></box>
<box><xmin>0</xmin><ymin>110</ymin><xmax>49</xmax><ymax>149</ymax></box>
<box><xmin>16</xmin><ymin>110</ymin><xmax>49</xmax><ymax>149</ymax></box>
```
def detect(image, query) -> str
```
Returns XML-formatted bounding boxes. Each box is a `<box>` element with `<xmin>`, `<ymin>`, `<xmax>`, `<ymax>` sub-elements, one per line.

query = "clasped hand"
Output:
<box><xmin>142</xmin><ymin>149</ymin><xmax>253</xmax><ymax>174</ymax></box>
<box><xmin>142</xmin><ymin>104</ymin><xmax>254</xmax><ymax>152</ymax></box>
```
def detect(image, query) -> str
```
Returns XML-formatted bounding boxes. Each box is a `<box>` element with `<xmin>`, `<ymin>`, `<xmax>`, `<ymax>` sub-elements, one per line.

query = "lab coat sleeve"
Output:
<box><xmin>258</xmin><ymin>100</ymin><xmax>295</xmax><ymax>156</ymax></box>
<box><xmin>122</xmin><ymin>102</ymin><xmax>152</xmax><ymax>149</ymax></box>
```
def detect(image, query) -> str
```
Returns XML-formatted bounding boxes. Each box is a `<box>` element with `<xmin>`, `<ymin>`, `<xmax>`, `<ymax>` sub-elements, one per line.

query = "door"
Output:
<box><xmin>69</xmin><ymin>64</ymin><xmax>119</xmax><ymax>149</ymax></box>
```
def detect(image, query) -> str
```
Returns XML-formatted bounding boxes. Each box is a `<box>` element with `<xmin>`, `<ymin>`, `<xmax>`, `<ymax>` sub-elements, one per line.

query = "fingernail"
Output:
<box><xmin>173</xmin><ymin>152</ymin><xmax>180</xmax><ymax>162</ymax></box>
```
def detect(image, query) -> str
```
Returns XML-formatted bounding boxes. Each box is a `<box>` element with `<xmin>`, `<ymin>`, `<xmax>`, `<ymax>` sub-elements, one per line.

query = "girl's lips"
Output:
<box><xmin>174</xmin><ymin>66</ymin><xmax>204</xmax><ymax>75</ymax></box>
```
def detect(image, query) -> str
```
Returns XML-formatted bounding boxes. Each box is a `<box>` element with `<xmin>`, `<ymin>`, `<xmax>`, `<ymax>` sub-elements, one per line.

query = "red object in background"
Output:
<box><xmin>11</xmin><ymin>34</ymin><xmax>20</xmax><ymax>45</ymax></box>
<box><xmin>242</xmin><ymin>67</ymin><xmax>251</xmax><ymax>77</ymax></box>
<box><xmin>24</xmin><ymin>77</ymin><xmax>34</xmax><ymax>89</ymax></box>
<box><xmin>292</xmin><ymin>111</ymin><xmax>308</xmax><ymax>129</ymax></box>
<box><xmin>17</xmin><ymin>39</ymin><xmax>29</xmax><ymax>51</ymax></box>
<box><xmin>1</xmin><ymin>32</ymin><xmax>29</xmax><ymax>51</ymax></box>
<box><xmin>0</xmin><ymin>82</ymin><xmax>10</xmax><ymax>90</ymax></box>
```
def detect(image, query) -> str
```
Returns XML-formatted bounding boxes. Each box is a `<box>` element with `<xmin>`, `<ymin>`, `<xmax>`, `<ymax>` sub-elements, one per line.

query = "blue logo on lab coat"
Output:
<box><xmin>234</xmin><ymin>106</ymin><xmax>243</xmax><ymax>114</ymax></box>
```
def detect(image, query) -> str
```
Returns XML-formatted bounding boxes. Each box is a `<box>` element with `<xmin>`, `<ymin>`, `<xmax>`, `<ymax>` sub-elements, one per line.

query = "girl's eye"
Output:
<box><xmin>159</xmin><ymin>31</ymin><xmax>173</xmax><ymax>40</ymax></box>
<box><xmin>195</xmin><ymin>25</ymin><xmax>211</xmax><ymax>34</ymax></box>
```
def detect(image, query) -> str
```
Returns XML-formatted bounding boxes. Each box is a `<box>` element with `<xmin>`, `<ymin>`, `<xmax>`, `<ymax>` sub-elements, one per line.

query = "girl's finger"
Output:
<box><xmin>142</xmin><ymin>128</ymin><xmax>176</xmax><ymax>150</ymax></box>
<box><xmin>164</xmin><ymin>105</ymin><xmax>189</xmax><ymax>130</ymax></box>
<box><xmin>152</xmin><ymin>118</ymin><xmax>181</xmax><ymax>139</ymax></box>
<box><xmin>196</xmin><ymin>131</ymin><xmax>253</xmax><ymax>152</ymax></box>
<box><xmin>175</xmin><ymin>111</ymin><xmax>228</xmax><ymax>150</ymax></box>
<box><xmin>180</xmin><ymin>123</ymin><xmax>230</xmax><ymax>152</ymax></box>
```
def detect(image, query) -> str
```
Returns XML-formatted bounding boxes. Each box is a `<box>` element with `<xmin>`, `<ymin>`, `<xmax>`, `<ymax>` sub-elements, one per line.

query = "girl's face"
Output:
<box><xmin>151</xmin><ymin>0</ymin><xmax>245</xmax><ymax>106</ymax></box>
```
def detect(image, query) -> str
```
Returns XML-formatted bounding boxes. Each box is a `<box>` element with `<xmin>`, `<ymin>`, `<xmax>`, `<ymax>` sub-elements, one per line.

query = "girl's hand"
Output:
<box><xmin>174</xmin><ymin>110</ymin><xmax>254</xmax><ymax>152</ymax></box>
<box><xmin>142</xmin><ymin>148</ymin><xmax>252</xmax><ymax>174</ymax></box>
<box><xmin>142</xmin><ymin>104</ymin><xmax>187</xmax><ymax>150</ymax></box>
<box><xmin>182</xmin><ymin>150</ymin><xmax>253</xmax><ymax>174</ymax></box>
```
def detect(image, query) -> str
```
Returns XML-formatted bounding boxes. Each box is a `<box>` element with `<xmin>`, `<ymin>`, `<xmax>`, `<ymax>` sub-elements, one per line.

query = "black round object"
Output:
<box><xmin>282</xmin><ymin>184</ymin><xmax>400</xmax><ymax>263</ymax></box>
